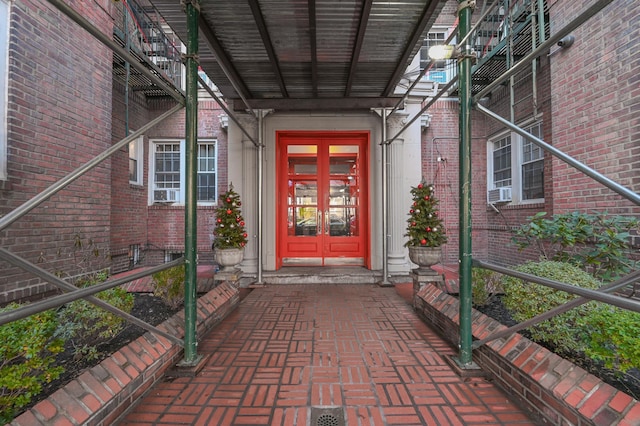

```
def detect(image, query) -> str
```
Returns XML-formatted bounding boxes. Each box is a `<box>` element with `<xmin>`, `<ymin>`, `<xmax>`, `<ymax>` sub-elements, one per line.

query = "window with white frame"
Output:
<box><xmin>197</xmin><ymin>142</ymin><xmax>217</xmax><ymax>202</ymax></box>
<box><xmin>419</xmin><ymin>29</ymin><xmax>456</xmax><ymax>84</ymax></box>
<box><xmin>150</xmin><ymin>139</ymin><xmax>217</xmax><ymax>204</ymax></box>
<box><xmin>129</xmin><ymin>135</ymin><xmax>144</xmax><ymax>185</ymax></box>
<box><xmin>487</xmin><ymin>122</ymin><xmax>544</xmax><ymax>204</ymax></box>
<box><xmin>0</xmin><ymin>0</ymin><xmax>10</xmax><ymax>181</ymax></box>
<box><xmin>521</xmin><ymin>123</ymin><xmax>544</xmax><ymax>200</ymax></box>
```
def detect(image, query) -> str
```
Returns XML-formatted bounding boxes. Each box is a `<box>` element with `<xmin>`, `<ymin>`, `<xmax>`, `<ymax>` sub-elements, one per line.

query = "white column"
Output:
<box><xmin>386</xmin><ymin>113</ymin><xmax>411</xmax><ymax>272</ymax></box>
<box><xmin>228</xmin><ymin>113</ymin><xmax>258</xmax><ymax>274</ymax></box>
<box><xmin>386</xmin><ymin>104</ymin><xmax>423</xmax><ymax>274</ymax></box>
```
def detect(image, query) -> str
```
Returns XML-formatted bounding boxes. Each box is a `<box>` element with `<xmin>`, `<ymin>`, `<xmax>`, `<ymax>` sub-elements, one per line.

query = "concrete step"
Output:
<box><xmin>258</xmin><ymin>267</ymin><xmax>383</xmax><ymax>285</ymax></box>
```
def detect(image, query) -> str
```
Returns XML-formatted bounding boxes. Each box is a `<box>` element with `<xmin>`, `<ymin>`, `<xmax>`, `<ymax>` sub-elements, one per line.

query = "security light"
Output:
<box><xmin>428</xmin><ymin>45</ymin><xmax>460</xmax><ymax>60</ymax></box>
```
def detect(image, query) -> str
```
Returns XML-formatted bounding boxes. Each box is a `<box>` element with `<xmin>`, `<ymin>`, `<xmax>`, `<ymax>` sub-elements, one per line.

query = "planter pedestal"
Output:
<box><xmin>408</xmin><ymin>246</ymin><xmax>445</xmax><ymax>303</ymax></box>
<box><xmin>214</xmin><ymin>248</ymin><xmax>244</xmax><ymax>287</ymax></box>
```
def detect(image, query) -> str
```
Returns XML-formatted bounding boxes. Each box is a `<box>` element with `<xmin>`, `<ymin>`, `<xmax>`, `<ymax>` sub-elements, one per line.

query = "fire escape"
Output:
<box><xmin>112</xmin><ymin>0</ymin><xmax>183</xmax><ymax>99</ymax></box>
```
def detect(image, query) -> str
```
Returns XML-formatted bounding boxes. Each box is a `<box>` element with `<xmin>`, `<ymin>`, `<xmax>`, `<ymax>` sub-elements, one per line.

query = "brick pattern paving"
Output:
<box><xmin>120</xmin><ymin>285</ymin><xmax>537</xmax><ymax>425</ymax></box>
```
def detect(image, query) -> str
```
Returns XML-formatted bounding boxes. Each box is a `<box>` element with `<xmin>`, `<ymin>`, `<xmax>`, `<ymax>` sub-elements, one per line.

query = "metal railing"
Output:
<box><xmin>0</xmin><ymin>0</ymin><xmax>186</xmax><ymax>348</ymax></box>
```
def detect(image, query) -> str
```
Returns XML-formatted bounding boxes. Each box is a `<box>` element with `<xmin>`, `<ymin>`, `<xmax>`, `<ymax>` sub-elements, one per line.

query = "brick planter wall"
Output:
<box><xmin>11</xmin><ymin>282</ymin><xmax>240</xmax><ymax>426</ymax></box>
<box><xmin>414</xmin><ymin>284</ymin><xmax>640</xmax><ymax>425</ymax></box>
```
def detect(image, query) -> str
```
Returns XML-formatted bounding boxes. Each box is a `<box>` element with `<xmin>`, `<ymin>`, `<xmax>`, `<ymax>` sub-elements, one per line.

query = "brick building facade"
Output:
<box><xmin>1</xmin><ymin>0</ymin><xmax>638</xmax><ymax>304</ymax></box>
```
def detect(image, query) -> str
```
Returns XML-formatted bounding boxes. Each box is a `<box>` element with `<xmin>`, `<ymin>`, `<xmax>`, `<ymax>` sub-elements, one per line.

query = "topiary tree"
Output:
<box><xmin>404</xmin><ymin>182</ymin><xmax>448</xmax><ymax>247</ymax></box>
<box><xmin>213</xmin><ymin>184</ymin><xmax>248</xmax><ymax>250</ymax></box>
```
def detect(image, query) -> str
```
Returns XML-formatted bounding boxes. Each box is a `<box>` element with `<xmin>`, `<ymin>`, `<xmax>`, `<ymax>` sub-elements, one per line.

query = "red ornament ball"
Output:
<box><xmin>411</xmin><ymin>221</ymin><xmax>417</xmax><ymax>227</ymax></box>
<box><xmin>237</xmin><ymin>201</ymin><xmax>242</xmax><ymax>206</ymax></box>
<box><xmin>426</xmin><ymin>227</ymin><xmax>431</xmax><ymax>232</ymax></box>
<box><xmin>243</xmin><ymin>233</ymin><xmax>248</xmax><ymax>238</ymax></box>
<box><xmin>236</xmin><ymin>217</ymin><xmax>241</xmax><ymax>222</ymax></box>
<box><xmin>240</xmin><ymin>242</ymin><xmax>246</xmax><ymax>247</ymax></box>
<box><xmin>424</xmin><ymin>196</ymin><xmax>430</xmax><ymax>200</ymax></box>
<box><xmin>216</xmin><ymin>218</ymin><xmax>222</xmax><ymax>223</ymax></box>
<box><xmin>226</xmin><ymin>197</ymin><xmax>231</xmax><ymax>203</ymax></box>
<box><xmin>226</xmin><ymin>209</ymin><xmax>233</xmax><ymax>214</ymax></box>
<box><xmin>240</xmin><ymin>221</ymin><xmax>245</xmax><ymax>226</ymax></box>
<box><xmin>418</xmin><ymin>184</ymin><xmax>423</xmax><ymax>189</ymax></box>
<box><xmin>420</xmin><ymin>239</ymin><xmax>427</xmax><ymax>245</ymax></box>
<box><xmin>410</xmin><ymin>209</ymin><xmax>414</xmax><ymax>214</ymax></box>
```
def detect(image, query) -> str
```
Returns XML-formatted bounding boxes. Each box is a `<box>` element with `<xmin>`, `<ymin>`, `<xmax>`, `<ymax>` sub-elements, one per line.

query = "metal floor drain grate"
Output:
<box><xmin>311</xmin><ymin>407</ymin><xmax>345</xmax><ymax>426</ymax></box>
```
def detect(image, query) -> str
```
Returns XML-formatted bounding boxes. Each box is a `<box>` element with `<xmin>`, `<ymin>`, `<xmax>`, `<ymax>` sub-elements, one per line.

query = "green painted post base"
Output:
<box><xmin>444</xmin><ymin>354</ymin><xmax>486</xmax><ymax>378</ymax></box>
<box><xmin>169</xmin><ymin>354</ymin><xmax>209</xmax><ymax>378</ymax></box>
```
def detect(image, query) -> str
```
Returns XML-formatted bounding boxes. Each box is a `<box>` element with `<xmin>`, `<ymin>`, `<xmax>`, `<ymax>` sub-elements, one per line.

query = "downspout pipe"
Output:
<box><xmin>181</xmin><ymin>0</ymin><xmax>200</xmax><ymax>366</ymax></box>
<box><xmin>380</xmin><ymin>109</ymin><xmax>391</xmax><ymax>285</ymax></box>
<box><xmin>256</xmin><ymin>111</ymin><xmax>265</xmax><ymax>284</ymax></box>
<box><xmin>457</xmin><ymin>0</ymin><xmax>474</xmax><ymax>367</ymax></box>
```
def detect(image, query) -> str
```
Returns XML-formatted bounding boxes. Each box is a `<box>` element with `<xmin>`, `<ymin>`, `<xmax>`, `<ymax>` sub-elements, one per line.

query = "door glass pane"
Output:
<box><xmin>328</xmin><ymin>207</ymin><xmax>352</xmax><ymax>236</ymax></box>
<box><xmin>329</xmin><ymin>145</ymin><xmax>358</xmax><ymax>176</ymax></box>
<box><xmin>329</xmin><ymin>179</ymin><xmax>358</xmax><ymax>206</ymax></box>
<box><xmin>328</xmin><ymin>145</ymin><xmax>360</xmax><ymax>238</ymax></box>
<box><xmin>292</xmin><ymin>180</ymin><xmax>317</xmax><ymax>236</ymax></box>
<box><xmin>295</xmin><ymin>207</ymin><xmax>317</xmax><ymax>236</ymax></box>
<box><xmin>289</xmin><ymin>145</ymin><xmax>318</xmax><ymax>175</ymax></box>
<box><xmin>293</xmin><ymin>181</ymin><xmax>317</xmax><ymax>202</ymax></box>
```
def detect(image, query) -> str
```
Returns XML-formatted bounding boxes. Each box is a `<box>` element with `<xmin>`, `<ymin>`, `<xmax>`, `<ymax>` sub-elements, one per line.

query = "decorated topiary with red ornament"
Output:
<box><xmin>213</xmin><ymin>184</ymin><xmax>248</xmax><ymax>249</ymax></box>
<box><xmin>404</xmin><ymin>181</ymin><xmax>448</xmax><ymax>247</ymax></box>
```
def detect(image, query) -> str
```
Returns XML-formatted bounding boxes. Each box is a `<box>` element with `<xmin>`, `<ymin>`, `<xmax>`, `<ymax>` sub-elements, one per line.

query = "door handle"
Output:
<box><xmin>324</xmin><ymin>210</ymin><xmax>330</xmax><ymax>235</ymax></box>
<box><xmin>317</xmin><ymin>210</ymin><xmax>322</xmax><ymax>235</ymax></box>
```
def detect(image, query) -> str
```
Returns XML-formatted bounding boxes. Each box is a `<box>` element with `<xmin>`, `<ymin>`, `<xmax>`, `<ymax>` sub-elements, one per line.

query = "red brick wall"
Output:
<box><xmin>421</xmin><ymin>100</ymin><xmax>490</xmax><ymax>265</ymax></box>
<box><xmin>109</xmin><ymin>81</ymin><xmax>152</xmax><ymax>273</ymax></box>
<box><xmin>549</xmin><ymin>0</ymin><xmax>640</xmax><ymax>216</ymax></box>
<box><xmin>0</xmin><ymin>0</ymin><xmax>114</xmax><ymax>304</ymax></box>
<box><xmin>109</xmin><ymin>89</ymin><xmax>228</xmax><ymax>273</ymax></box>
<box><xmin>477</xmin><ymin>45</ymin><xmax>554</xmax><ymax>267</ymax></box>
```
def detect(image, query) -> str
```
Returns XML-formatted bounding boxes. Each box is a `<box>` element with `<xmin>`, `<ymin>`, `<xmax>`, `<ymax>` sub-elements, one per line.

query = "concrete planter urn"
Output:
<box><xmin>408</xmin><ymin>246</ymin><xmax>442</xmax><ymax>273</ymax></box>
<box><xmin>214</xmin><ymin>247</ymin><xmax>244</xmax><ymax>271</ymax></box>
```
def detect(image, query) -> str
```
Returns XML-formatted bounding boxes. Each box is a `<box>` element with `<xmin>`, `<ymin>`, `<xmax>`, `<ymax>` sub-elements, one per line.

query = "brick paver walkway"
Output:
<box><xmin>119</xmin><ymin>285</ymin><xmax>537</xmax><ymax>425</ymax></box>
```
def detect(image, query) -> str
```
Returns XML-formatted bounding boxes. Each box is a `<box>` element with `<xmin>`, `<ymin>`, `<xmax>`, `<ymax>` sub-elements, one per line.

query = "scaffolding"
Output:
<box><xmin>0</xmin><ymin>0</ymin><xmax>638</xmax><ymax>378</ymax></box>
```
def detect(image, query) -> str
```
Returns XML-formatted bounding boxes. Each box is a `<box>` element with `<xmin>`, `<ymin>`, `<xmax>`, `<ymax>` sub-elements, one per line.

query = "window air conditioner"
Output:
<box><xmin>487</xmin><ymin>187</ymin><xmax>512</xmax><ymax>203</ymax></box>
<box><xmin>154</xmin><ymin>189</ymin><xmax>179</xmax><ymax>203</ymax></box>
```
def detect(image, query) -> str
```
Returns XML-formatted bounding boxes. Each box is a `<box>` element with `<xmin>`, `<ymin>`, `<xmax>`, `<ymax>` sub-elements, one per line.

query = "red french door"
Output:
<box><xmin>277</xmin><ymin>131</ymin><xmax>369</xmax><ymax>267</ymax></box>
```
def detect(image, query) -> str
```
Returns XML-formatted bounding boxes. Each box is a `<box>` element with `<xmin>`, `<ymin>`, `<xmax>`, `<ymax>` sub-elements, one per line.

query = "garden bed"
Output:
<box><xmin>473</xmin><ymin>294</ymin><xmax>640</xmax><ymax>401</ymax></box>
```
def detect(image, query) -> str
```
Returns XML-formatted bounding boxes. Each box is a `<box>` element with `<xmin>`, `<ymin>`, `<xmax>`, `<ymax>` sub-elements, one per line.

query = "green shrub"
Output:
<box><xmin>471</xmin><ymin>267</ymin><xmax>503</xmax><ymax>307</ymax></box>
<box><xmin>55</xmin><ymin>272</ymin><xmax>134</xmax><ymax>360</ymax></box>
<box><xmin>502</xmin><ymin>260</ymin><xmax>640</xmax><ymax>376</ymax></box>
<box><xmin>0</xmin><ymin>305</ymin><xmax>64</xmax><ymax>423</ymax></box>
<box><xmin>577</xmin><ymin>305</ymin><xmax>640</xmax><ymax>373</ymax></box>
<box><xmin>501</xmin><ymin>261</ymin><xmax>600</xmax><ymax>353</ymax></box>
<box><xmin>152</xmin><ymin>265</ymin><xmax>185</xmax><ymax>309</ymax></box>
<box><xmin>512</xmin><ymin>211</ymin><xmax>639</xmax><ymax>281</ymax></box>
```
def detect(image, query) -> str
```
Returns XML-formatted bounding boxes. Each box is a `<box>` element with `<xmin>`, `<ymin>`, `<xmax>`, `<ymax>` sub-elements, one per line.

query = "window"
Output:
<box><xmin>150</xmin><ymin>139</ymin><xmax>217</xmax><ymax>204</ymax></box>
<box><xmin>129</xmin><ymin>135</ymin><xmax>144</xmax><ymax>185</ymax></box>
<box><xmin>492</xmin><ymin>135</ymin><xmax>512</xmax><ymax>188</ymax></box>
<box><xmin>165</xmin><ymin>251</ymin><xmax>183</xmax><ymax>262</ymax></box>
<box><xmin>0</xmin><ymin>0</ymin><xmax>10</xmax><ymax>181</ymax></box>
<box><xmin>419</xmin><ymin>29</ymin><xmax>456</xmax><ymax>84</ymax></box>
<box><xmin>521</xmin><ymin>123</ymin><xmax>544</xmax><ymax>200</ymax></box>
<box><xmin>487</xmin><ymin>122</ymin><xmax>544</xmax><ymax>204</ymax></box>
<box><xmin>197</xmin><ymin>142</ymin><xmax>217</xmax><ymax>201</ymax></box>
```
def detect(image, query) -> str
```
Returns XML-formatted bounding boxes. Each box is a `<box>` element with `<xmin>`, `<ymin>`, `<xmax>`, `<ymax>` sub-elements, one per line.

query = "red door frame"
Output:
<box><xmin>276</xmin><ymin>131</ymin><xmax>370</xmax><ymax>268</ymax></box>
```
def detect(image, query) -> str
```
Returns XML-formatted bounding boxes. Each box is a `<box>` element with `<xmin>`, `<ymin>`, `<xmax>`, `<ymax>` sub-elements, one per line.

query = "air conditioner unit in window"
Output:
<box><xmin>487</xmin><ymin>187</ymin><xmax>512</xmax><ymax>203</ymax></box>
<box><xmin>154</xmin><ymin>189</ymin><xmax>179</xmax><ymax>203</ymax></box>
